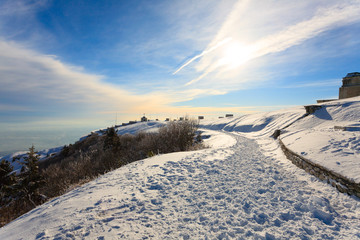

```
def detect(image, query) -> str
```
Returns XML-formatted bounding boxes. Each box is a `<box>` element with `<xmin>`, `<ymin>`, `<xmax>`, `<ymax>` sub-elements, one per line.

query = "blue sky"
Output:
<box><xmin>1</xmin><ymin>0</ymin><xmax>360</xmax><ymax>153</ymax></box>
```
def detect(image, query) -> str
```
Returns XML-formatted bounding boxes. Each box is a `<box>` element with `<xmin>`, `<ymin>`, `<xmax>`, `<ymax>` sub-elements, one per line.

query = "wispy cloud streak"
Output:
<box><xmin>280</xmin><ymin>79</ymin><xmax>340</xmax><ymax>89</ymax></box>
<box><xmin>180</xmin><ymin>1</ymin><xmax>360</xmax><ymax>87</ymax></box>
<box><xmin>252</xmin><ymin>2</ymin><xmax>360</xmax><ymax>59</ymax></box>
<box><xmin>0</xmin><ymin>39</ymin><xmax>242</xmax><ymax>125</ymax></box>
<box><xmin>173</xmin><ymin>37</ymin><xmax>231</xmax><ymax>75</ymax></box>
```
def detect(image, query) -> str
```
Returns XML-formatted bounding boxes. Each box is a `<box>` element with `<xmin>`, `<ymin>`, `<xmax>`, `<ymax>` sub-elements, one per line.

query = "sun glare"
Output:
<box><xmin>219</xmin><ymin>41</ymin><xmax>254</xmax><ymax>70</ymax></box>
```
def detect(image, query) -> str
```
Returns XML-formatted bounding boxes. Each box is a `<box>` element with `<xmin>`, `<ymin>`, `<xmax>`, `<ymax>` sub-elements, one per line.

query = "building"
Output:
<box><xmin>141</xmin><ymin>115</ymin><xmax>148</xmax><ymax>122</ymax></box>
<box><xmin>339</xmin><ymin>72</ymin><xmax>360</xmax><ymax>99</ymax></box>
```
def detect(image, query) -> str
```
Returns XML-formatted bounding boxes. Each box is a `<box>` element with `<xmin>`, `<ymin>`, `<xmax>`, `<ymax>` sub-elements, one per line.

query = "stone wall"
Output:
<box><xmin>334</xmin><ymin>126</ymin><xmax>360</xmax><ymax>131</ymax></box>
<box><xmin>339</xmin><ymin>85</ymin><xmax>360</xmax><ymax>99</ymax></box>
<box><xmin>316</xmin><ymin>99</ymin><xmax>337</xmax><ymax>104</ymax></box>
<box><xmin>279</xmin><ymin>138</ymin><xmax>360</xmax><ymax>198</ymax></box>
<box><xmin>339</xmin><ymin>74</ymin><xmax>360</xmax><ymax>99</ymax></box>
<box><xmin>304</xmin><ymin>105</ymin><xmax>322</xmax><ymax>114</ymax></box>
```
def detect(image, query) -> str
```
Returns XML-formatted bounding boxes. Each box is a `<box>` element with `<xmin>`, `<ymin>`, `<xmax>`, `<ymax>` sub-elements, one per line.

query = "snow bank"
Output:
<box><xmin>0</xmin><ymin>146</ymin><xmax>63</xmax><ymax>174</ymax></box>
<box><xmin>200</xmin><ymin>107</ymin><xmax>305</xmax><ymax>137</ymax></box>
<box><xmin>200</xmin><ymin>129</ymin><xmax>237</xmax><ymax>149</ymax></box>
<box><xmin>201</xmin><ymin>97</ymin><xmax>360</xmax><ymax>185</ymax></box>
<box><xmin>114</xmin><ymin>121</ymin><xmax>166</xmax><ymax>135</ymax></box>
<box><xmin>1</xmin><ymin>131</ymin><xmax>359</xmax><ymax>239</ymax></box>
<box><xmin>281</xmin><ymin>97</ymin><xmax>360</xmax><ymax>183</ymax></box>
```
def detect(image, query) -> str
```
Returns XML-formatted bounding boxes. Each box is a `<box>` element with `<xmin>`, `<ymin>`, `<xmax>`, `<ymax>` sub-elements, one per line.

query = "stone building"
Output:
<box><xmin>339</xmin><ymin>72</ymin><xmax>360</xmax><ymax>99</ymax></box>
<box><xmin>141</xmin><ymin>115</ymin><xmax>148</xmax><ymax>122</ymax></box>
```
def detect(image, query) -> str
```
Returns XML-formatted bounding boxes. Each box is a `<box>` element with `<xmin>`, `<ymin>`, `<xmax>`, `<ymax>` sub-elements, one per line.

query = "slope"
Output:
<box><xmin>0</xmin><ymin>130</ymin><xmax>359</xmax><ymax>239</ymax></box>
<box><xmin>201</xmin><ymin>96</ymin><xmax>360</xmax><ymax>184</ymax></box>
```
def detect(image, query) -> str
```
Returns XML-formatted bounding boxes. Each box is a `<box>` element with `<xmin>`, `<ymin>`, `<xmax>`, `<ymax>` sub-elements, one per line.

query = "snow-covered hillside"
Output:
<box><xmin>0</xmin><ymin>121</ymin><xmax>166</xmax><ymax>174</ymax></box>
<box><xmin>281</xmin><ymin>99</ymin><xmax>360</xmax><ymax>183</ymax></box>
<box><xmin>0</xmin><ymin>146</ymin><xmax>64</xmax><ymax>174</ymax></box>
<box><xmin>1</xmin><ymin>129</ymin><xmax>359</xmax><ymax>239</ymax></box>
<box><xmin>201</xmin><ymin>96</ymin><xmax>360</xmax><ymax>184</ymax></box>
<box><xmin>1</xmin><ymin>98</ymin><xmax>359</xmax><ymax>239</ymax></box>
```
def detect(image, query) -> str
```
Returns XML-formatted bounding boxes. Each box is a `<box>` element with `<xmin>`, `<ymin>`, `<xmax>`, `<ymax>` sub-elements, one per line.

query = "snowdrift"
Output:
<box><xmin>201</xmin><ymin>96</ymin><xmax>360</xmax><ymax>184</ymax></box>
<box><xmin>1</xmin><ymin>99</ymin><xmax>360</xmax><ymax>239</ymax></box>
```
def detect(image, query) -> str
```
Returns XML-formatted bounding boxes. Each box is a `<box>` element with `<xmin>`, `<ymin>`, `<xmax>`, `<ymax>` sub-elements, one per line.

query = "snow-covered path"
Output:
<box><xmin>1</xmin><ymin>131</ymin><xmax>360</xmax><ymax>239</ymax></box>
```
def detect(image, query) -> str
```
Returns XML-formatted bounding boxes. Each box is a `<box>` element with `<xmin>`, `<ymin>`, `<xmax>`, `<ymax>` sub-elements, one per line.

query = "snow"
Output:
<box><xmin>0</xmin><ymin>121</ymin><xmax>166</xmax><ymax>173</ymax></box>
<box><xmin>1</xmin><ymin>97</ymin><xmax>360</xmax><ymax>239</ymax></box>
<box><xmin>201</xmin><ymin>97</ymin><xmax>360</xmax><ymax>184</ymax></box>
<box><xmin>200</xmin><ymin>129</ymin><xmax>237</xmax><ymax>149</ymax></box>
<box><xmin>115</xmin><ymin>121</ymin><xmax>166</xmax><ymax>135</ymax></box>
<box><xmin>280</xmin><ymin>98</ymin><xmax>360</xmax><ymax>183</ymax></box>
<box><xmin>90</xmin><ymin>121</ymin><xmax>166</xmax><ymax>137</ymax></box>
<box><xmin>0</xmin><ymin>147</ymin><xmax>63</xmax><ymax>174</ymax></box>
<box><xmin>1</xmin><ymin>131</ymin><xmax>359</xmax><ymax>239</ymax></box>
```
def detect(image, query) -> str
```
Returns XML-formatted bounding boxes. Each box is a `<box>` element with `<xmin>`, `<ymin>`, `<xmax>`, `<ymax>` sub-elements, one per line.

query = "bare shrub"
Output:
<box><xmin>1</xmin><ymin>120</ymin><xmax>205</xmax><ymax>227</ymax></box>
<box><xmin>0</xmin><ymin>197</ymin><xmax>35</xmax><ymax>227</ymax></box>
<box><xmin>158</xmin><ymin>119</ymin><xmax>200</xmax><ymax>152</ymax></box>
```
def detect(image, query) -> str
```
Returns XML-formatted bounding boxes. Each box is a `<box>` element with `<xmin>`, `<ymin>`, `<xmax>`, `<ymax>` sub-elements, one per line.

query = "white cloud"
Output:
<box><xmin>0</xmin><ymin>103</ymin><xmax>33</xmax><ymax>112</ymax></box>
<box><xmin>0</xmin><ymin>39</ymin><xmax>240</xmax><ymax>124</ymax></box>
<box><xmin>1</xmin><ymin>0</ymin><xmax>359</xmax><ymax>129</ymax></box>
<box><xmin>178</xmin><ymin>0</ymin><xmax>360</xmax><ymax>89</ymax></box>
<box><xmin>0</xmin><ymin>40</ymin><xmax>165</xmax><ymax>114</ymax></box>
<box><xmin>0</xmin><ymin>0</ymin><xmax>47</xmax><ymax>16</ymax></box>
<box><xmin>251</xmin><ymin>2</ymin><xmax>360</xmax><ymax>59</ymax></box>
<box><xmin>173</xmin><ymin>37</ymin><xmax>231</xmax><ymax>75</ymax></box>
<box><xmin>280</xmin><ymin>79</ymin><xmax>340</xmax><ymax>89</ymax></box>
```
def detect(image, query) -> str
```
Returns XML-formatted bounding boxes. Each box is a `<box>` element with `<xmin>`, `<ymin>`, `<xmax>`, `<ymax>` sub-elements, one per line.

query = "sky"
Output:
<box><xmin>1</xmin><ymin>0</ymin><xmax>360</xmax><ymax>154</ymax></box>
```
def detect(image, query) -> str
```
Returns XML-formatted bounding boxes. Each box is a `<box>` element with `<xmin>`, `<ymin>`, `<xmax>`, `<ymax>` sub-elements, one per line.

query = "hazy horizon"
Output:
<box><xmin>0</xmin><ymin>126</ymin><xmax>100</xmax><ymax>156</ymax></box>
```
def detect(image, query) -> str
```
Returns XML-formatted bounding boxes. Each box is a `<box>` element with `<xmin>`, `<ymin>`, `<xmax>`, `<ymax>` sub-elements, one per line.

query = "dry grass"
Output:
<box><xmin>0</xmin><ymin>120</ymin><xmax>204</xmax><ymax>227</ymax></box>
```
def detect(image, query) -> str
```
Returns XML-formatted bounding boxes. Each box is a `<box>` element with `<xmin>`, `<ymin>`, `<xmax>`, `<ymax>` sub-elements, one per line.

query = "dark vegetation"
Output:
<box><xmin>0</xmin><ymin>120</ymin><xmax>203</xmax><ymax>227</ymax></box>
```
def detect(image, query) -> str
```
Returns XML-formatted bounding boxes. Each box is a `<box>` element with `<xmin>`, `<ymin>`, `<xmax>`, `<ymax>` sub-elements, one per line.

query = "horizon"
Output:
<box><xmin>1</xmin><ymin>0</ymin><xmax>360</xmax><ymax>153</ymax></box>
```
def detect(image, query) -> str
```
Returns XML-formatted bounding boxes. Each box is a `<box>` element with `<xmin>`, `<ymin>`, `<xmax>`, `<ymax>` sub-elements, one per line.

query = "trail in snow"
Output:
<box><xmin>1</xmin><ymin>131</ymin><xmax>359</xmax><ymax>239</ymax></box>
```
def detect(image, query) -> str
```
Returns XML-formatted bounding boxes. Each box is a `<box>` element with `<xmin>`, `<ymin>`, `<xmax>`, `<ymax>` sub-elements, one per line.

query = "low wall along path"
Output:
<box><xmin>279</xmin><ymin>138</ymin><xmax>360</xmax><ymax>198</ymax></box>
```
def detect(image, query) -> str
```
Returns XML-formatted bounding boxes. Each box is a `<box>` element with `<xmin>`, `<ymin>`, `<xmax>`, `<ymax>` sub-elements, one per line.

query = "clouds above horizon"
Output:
<box><xmin>0</xmin><ymin>40</ymin><xmax>171</xmax><ymax>115</ymax></box>
<box><xmin>175</xmin><ymin>0</ymin><xmax>360</xmax><ymax>89</ymax></box>
<box><xmin>0</xmin><ymin>39</ymin><xmax>257</xmax><ymax>126</ymax></box>
<box><xmin>1</xmin><ymin>0</ymin><xmax>360</xmax><ymax>129</ymax></box>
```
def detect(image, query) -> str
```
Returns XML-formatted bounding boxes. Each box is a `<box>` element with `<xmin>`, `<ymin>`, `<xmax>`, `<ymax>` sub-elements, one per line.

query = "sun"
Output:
<box><xmin>219</xmin><ymin>41</ymin><xmax>254</xmax><ymax>70</ymax></box>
